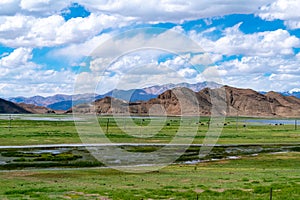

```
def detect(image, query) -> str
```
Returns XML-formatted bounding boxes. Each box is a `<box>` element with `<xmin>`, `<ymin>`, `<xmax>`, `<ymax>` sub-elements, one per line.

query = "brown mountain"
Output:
<box><xmin>146</xmin><ymin>87</ymin><xmax>212</xmax><ymax>115</ymax></box>
<box><xmin>0</xmin><ymin>98</ymin><xmax>31</xmax><ymax>114</ymax></box>
<box><xmin>71</xmin><ymin>88</ymin><xmax>209</xmax><ymax>116</ymax></box>
<box><xmin>18</xmin><ymin>103</ymin><xmax>56</xmax><ymax>114</ymax></box>
<box><xmin>197</xmin><ymin>86</ymin><xmax>300</xmax><ymax>117</ymax></box>
<box><xmin>69</xmin><ymin>86</ymin><xmax>300</xmax><ymax>117</ymax></box>
<box><xmin>68</xmin><ymin>96</ymin><xmax>128</xmax><ymax>114</ymax></box>
<box><xmin>212</xmin><ymin>86</ymin><xmax>285</xmax><ymax>117</ymax></box>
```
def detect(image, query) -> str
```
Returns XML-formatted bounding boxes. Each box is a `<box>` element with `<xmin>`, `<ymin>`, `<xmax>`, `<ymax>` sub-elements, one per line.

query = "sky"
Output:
<box><xmin>1</xmin><ymin>0</ymin><xmax>300</xmax><ymax>97</ymax></box>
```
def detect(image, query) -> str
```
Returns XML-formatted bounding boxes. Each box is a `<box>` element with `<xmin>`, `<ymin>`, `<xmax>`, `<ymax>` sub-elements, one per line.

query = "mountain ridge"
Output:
<box><xmin>70</xmin><ymin>85</ymin><xmax>300</xmax><ymax>117</ymax></box>
<box><xmin>8</xmin><ymin>82</ymin><xmax>222</xmax><ymax>110</ymax></box>
<box><xmin>0</xmin><ymin>98</ymin><xmax>32</xmax><ymax>114</ymax></box>
<box><xmin>7</xmin><ymin>81</ymin><xmax>300</xmax><ymax>112</ymax></box>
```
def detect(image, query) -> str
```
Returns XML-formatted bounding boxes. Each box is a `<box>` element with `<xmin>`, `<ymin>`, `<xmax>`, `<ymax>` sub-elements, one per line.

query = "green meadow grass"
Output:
<box><xmin>0</xmin><ymin>117</ymin><xmax>80</xmax><ymax>145</ymax></box>
<box><xmin>0</xmin><ymin>152</ymin><xmax>299</xmax><ymax>199</ymax></box>
<box><xmin>0</xmin><ymin>115</ymin><xmax>299</xmax><ymax>199</ymax></box>
<box><xmin>0</xmin><ymin>115</ymin><xmax>299</xmax><ymax>145</ymax></box>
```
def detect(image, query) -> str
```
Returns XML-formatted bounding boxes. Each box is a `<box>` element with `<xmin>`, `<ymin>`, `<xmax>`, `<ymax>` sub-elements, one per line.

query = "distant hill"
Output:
<box><xmin>0</xmin><ymin>98</ymin><xmax>31</xmax><ymax>114</ymax></box>
<box><xmin>47</xmin><ymin>98</ymin><xmax>101</xmax><ymax>111</ymax></box>
<box><xmin>9</xmin><ymin>82</ymin><xmax>221</xmax><ymax>111</ymax></box>
<box><xmin>18</xmin><ymin>103</ymin><xmax>55</xmax><ymax>114</ymax></box>
<box><xmin>8</xmin><ymin>82</ymin><xmax>300</xmax><ymax>113</ymax></box>
<box><xmin>280</xmin><ymin>91</ymin><xmax>300</xmax><ymax>99</ymax></box>
<box><xmin>47</xmin><ymin>100</ymin><xmax>73</xmax><ymax>111</ymax></box>
<box><xmin>46</xmin><ymin>90</ymin><xmax>156</xmax><ymax>111</ymax></box>
<box><xmin>260</xmin><ymin>91</ymin><xmax>300</xmax><ymax>99</ymax></box>
<box><xmin>70</xmin><ymin>86</ymin><xmax>300</xmax><ymax>117</ymax></box>
<box><xmin>0</xmin><ymin>98</ymin><xmax>57</xmax><ymax>114</ymax></box>
<box><xmin>142</xmin><ymin>81</ymin><xmax>221</xmax><ymax>95</ymax></box>
<box><xmin>9</xmin><ymin>93</ymin><xmax>97</xmax><ymax>111</ymax></box>
<box><xmin>9</xmin><ymin>94</ymin><xmax>96</xmax><ymax>108</ymax></box>
<box><xmin>96</xmin><ymin>89</ymin><xmax>158</xmax><ymax>102</ymax></box>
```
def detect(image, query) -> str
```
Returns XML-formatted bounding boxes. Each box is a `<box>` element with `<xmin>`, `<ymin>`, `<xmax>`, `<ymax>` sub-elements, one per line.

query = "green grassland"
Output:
<box><xmin>0</xmin><ymin>152</ymin><xmax>299</xmax><ymax>199</ymax></box>
<box><xmin>0</xmin><ymin>116</ymin><xmax>80</xmax><ymax>145</ymax></box>
<box><xmin>0</xmin><ymin>115</ymin><xmax>299</xmax><ymax>145</ymax></box>
<box><xmin>0</xmin><ymin>114</ymin><xmax>299</xmax><ymax>199</ymax></box>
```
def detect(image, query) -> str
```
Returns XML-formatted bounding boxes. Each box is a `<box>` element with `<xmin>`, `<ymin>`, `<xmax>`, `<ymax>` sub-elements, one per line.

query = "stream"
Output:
<box><xmin>0</xmin><ymin>143</ymin><xmax>299</xmax><ymax>170</ymax></box>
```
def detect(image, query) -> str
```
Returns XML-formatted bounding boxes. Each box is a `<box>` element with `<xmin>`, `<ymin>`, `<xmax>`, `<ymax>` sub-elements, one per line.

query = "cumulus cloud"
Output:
<box><xmin>77</xmin><ymin>0</ymin><xmax>273</xmax><ymax>23</ymax></box>
<box><xmin>183</xmin><ymin>21</ymin><xmax>300</xmax><ymax>92</ymax></box>
<box><xmin>0</xmin><ymin>48</ymin><xmax>75</xmax><ymax>97</ymax></box>
<box><xmin>0</xmin><ymin>13</ymin><xmax>133</xmax><ymax>48</ymax></box>
<box><xmin>50</xmin><ymin>33</ymin><xmax>112</xmax><ymax>65</ymax></box>
<box><xmin>258</xmin><ymin>0</ymin><xmax>300</xmax><ymax>29</ymax></box>
<box><xmin>0</xmin><ymin>0</ymin><xmax>70</xmax><ymax>16</ymax></box>
<box><xmin>51</xmin><ymin>27</ymin><xmax>205</xmax><ymax>67</ymax></box>
<box><xmin>1</xmin><ymin>0</ymin><xmax>274</xmax><ymax>21</ymax></box>
<box><xmin>215</xmin><ymin>54</ymin><xmax>300</xmax><ymax>91</ymax></box>
<box><xmin>75</xmin><ymin>50</ymin><xmax>218</xmax><ymax>94</ymax></box>
<box><xmin>73</xmin><ymin>50</ymin><xmax>211</xmax><ymax>94</ymax></box>
<box><xmin>55</xmin><ymin>22</ymin><xmax>300</xmax><ymax>93</ymax></box>
<box><xmin>190</xmin><ymin>23</ymin><xmax>300</xmax><ymax>57</ymax></box>
<box><xmin>0</xmin><ymin>47</ymin><xmax>33</xmax><ymax>68</ymax></box>
<box><xmin>1</xmin><ymin>0</ymin><xmax>300</xmax><ymax>97</ymax></box>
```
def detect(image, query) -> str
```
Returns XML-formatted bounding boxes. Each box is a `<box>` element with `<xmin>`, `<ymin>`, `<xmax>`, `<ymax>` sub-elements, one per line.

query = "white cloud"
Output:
<box><xmin>19</xmin><ymin>0</ymin><xmax>68</xmax><ymax>14</ymax></box>
<box><xmin>182</xmin><ymin>22</ymin><xmax>300</xmax><ymax>91</ymax></box>
<box><xmin>0</xmin><ymin>47</ymin><xmax>33</xmax><ymax>68</ymax></box>
<box><xmin>0</xmin><ymin>13</ymin><xmax>133</xmax><ymax>48</ymax></box>
<box><xmin>214</xmin><ymin>54</ymin><xmax>300</xmax><ymax>92</ymax></box>
<box><xmin>51</xmin><ymin>33</ymin><xmax>112</xmax><ymax>65</ymax></box>
<box><xmin>0</xmin><ymin>0</ymin><xmax>274</xmax><ymax>22</ymax></box>
<box><xmin>51</xmin><ymin>27</ymin><xmax>204</xmax><ymax>66</ymax></box>
<box><xmin>0</xmin><ymin>48</ymin><xmax>75</xmax><ymax>97</ymax></box>
<box><xmin>258</xmin><ymin>0</ymin><xmax>300</xmax><ymax>29</ymax></box>
<box><xmin>0</xmin><ymin>0</ymin><xmax>70</xmax><ymax>16</ymax></box>
<box><xmin>190</xmin><ymin>23</ymin><xmax>300</xmax><ymax>57</ymax></box>
<box><xmin>1</xmin><ymin>0</ymin><xmax>300</xmax><ymax>97</ymax></box>
<box><xmin>1</xmin><ymin>81</ymin><xmax>75</xmax><ymax>97</ymax></box>
<box><xmin>74</xmin><ymin>50</ymin><xmax>219</xmax><ymax>94</ymax></box>
<box><xmin>0</xmin><ymin>0</ymin><xmax>20</xmax><ymax>16</ymax></box>
<box><xmin>77</xmin><ymin>0</ymin><xmax>273</xmax><ymax>23</ymax></box>
<box><xmin>177</xmin><ymin>68</ymin><xmax>198</xmax><ymax>78</ymax></box>
<box><xmin>289</xmin><ymin>88</ymin><xmax>300</xmax><ymax>93</ymax></box>
<box><xmin>58</xmin><ymin>23</ymin><xmax>300</xmax><ymax>94</ymax></box>
<box><xmin>221</xmin><ymin>56</ymin><xmax>276</xmax><ymax>75</ymax></box>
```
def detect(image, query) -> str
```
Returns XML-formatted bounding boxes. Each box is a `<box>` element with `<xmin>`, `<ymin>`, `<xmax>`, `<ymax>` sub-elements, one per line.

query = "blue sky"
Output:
<box><xmin>0</xmin><ymin>0</ymin><xmax>300</xmax><ymax>97</ymax></box>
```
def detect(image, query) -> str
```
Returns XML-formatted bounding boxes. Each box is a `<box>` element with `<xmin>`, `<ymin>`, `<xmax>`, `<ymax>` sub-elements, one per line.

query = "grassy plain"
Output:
<box><xmin>0</xmin><ymin>114</ymin><xmax>299</xmax><ymax>199</ymax></box>
<box><xmin>0</xmin><ymin>115</ymin><xmax>299</xmax><ymax>145</ymax></box>
<box><xmin>0</xmin><ymin>152</ymin><xmax>299</xmax><ymax>199</ymax></box>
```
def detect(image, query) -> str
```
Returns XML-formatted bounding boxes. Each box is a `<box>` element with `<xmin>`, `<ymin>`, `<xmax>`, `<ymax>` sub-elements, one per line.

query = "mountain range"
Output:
<box><xmin>2</xmin><ymin>82</ymin><xmax>300</xmax><ymax>117</ymax></box>
<box><xmin>70</xmin><ymin>85</ymin><xmax>300</xmax><ymax>117</ymax></box>
<box><xmin>0</xmin><ymin>98</ymin><xmax>31</xmax><ymax>114</ymax></box>
<box><xmin>8</xmin><ymin>93</ymin><xmax>97</xmax><ymax>111</ymax></box>
<box><xmin>8</xmin><ymin>81</ymin><xmax>221</xmax><ymax>111</ymax></box>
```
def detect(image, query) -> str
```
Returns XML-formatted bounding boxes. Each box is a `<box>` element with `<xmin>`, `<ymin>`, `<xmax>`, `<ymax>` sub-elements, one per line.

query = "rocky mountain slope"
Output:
<box><xmin>0</xmin><ymin>98</ymin><xmax>31</xmax><ymax>114</ymax></box>
<box><xmin>0</xmin><ymin>98</ymin><xmax>57</xmax><ymax>114</ymax></box>
<box><xmin>9</xmin><ymin>82</ymin><xmax>221</xmax><ymax>111</ymax></box>
<box><xmin>70</xmin><ymin>86</ymin><xmax>300</xmax><ymax>117</ymax></box>
<box><xmin>18</xmin><ymin>103</ymin><xmax>56</xmax><ymax>114</ymax></box>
